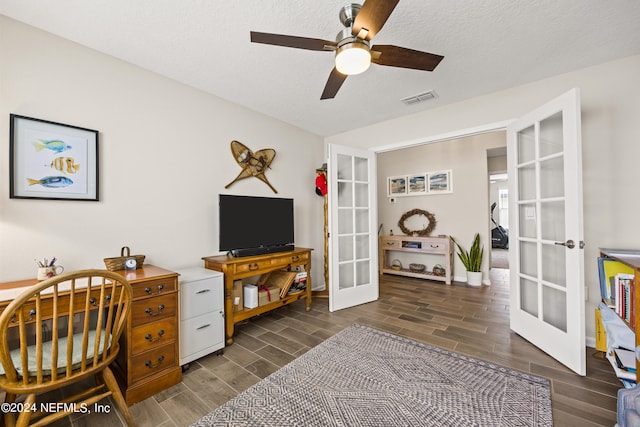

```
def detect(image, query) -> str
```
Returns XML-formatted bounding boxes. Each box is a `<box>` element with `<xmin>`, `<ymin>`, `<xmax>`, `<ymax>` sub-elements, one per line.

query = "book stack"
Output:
<box><xmin>606</xmin><ymin>347</ymin><xmax>637</xmax><ymax>388</ymax></box>
<box><xmin>287</xmin><ymin>271</ymin><xmax>308</xmax><ymax>294</ymax></box>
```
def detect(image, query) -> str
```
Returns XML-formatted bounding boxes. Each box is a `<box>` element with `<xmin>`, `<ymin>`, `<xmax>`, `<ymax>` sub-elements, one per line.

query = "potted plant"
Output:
<box><xmin>450</xmin><ymin>233</ymin><xmax>484</xmax><ymax>286</ymax></box>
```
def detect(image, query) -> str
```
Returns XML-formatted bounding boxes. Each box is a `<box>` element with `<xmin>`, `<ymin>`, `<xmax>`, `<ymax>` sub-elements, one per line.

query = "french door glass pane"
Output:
<box><xmin>355</xmin><ymin>183</ymin><xmax>369</xmax><ymax>207</ymax></box>
<box><xmin>539</xmin><ymin>112</ymin><xmax>563</xmax><ymax>157</ymax></box>
<box><xmin>355</xmin><ymin>235</ymin><xmax>369</xmax><ymax>259</ymax></box>
<box><xmin>356</xmin><ymin>260</ymin><xmax>370</xmax><ymax>286</ymax></box>
<box><xmin>542</xmin><ymin>285</ymin><xmax>567</xmax><ymax>332</ymax></box>
<box><xmin>339</xmin><ymin>263</ymin><xmax>353</xmax><ymax>290</ymax></box>
<box><xmin>338</xmin><ymin>236</ymin><xmax>353</xmax><ymax>262</ymax></box>
<box><xmin>354</xmin><ymin>156</ymin><xmax>368</xmax><ymax>181</ymax></box>
<box><xmin>338</xmin><ymin>182</ymin><xmax>352</xmax><ymax>208</ymax></box>
<box><xmin>541</xmin><ymin>243</ymin><xmax>566</xmax><ymax>287</ymax></box>
<box><xmin>338</xmin><ymin>209</ymin><xmax>353</xmax><ymax>234</ymax></box>
<box><xmin>337</xmin><ymin>154</ymin><xmax>352</xmax><ymax>180</ymax></box>
<box><xmin>540</xmin><ymin>200</ymin><xmax>565</xmax><ymax>242</ymax></box>
<box><xmin>540</xmin><ymin>156</ymin><xmax>564</xmax><ymax>198</ymax></box>
<box><xmin>518</xmin><ymin>203</ymin><xmax>537</xmax><ymax>239</ymax></box>
<box><xmin>355</xmin><ymin>209</ymin><xmax>369</xmax><ymax>233</ymax></box>
<box><xmin>518</xmin><ymin>164</ymin><xmax>536</xmax><ymax>201</ymax></box>
<box><xmin>517</xmin><ymin>125</ymin><xmax>535</xmax><ymax>163</ymax></box>
<box><xmin>520</xmin><ymin>278</ymin><xmax>538</xmax><ymax>317</ymax></box>
<box><xmin>519</xmin><ymin>241</ymin><xmax>537</xmax><ymax>278</ymax></box>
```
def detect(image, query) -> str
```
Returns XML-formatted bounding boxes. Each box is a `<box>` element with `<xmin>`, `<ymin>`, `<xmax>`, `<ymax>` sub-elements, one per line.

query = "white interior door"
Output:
<box><xmin>508</xmin><ymin>88</ymin><xmax>585</xmax><ymax>375</ymax></box>
<box><xmin>328</xmin><ymin>144</ymin><xmax>378</xmax><ymax>312</ymax></box>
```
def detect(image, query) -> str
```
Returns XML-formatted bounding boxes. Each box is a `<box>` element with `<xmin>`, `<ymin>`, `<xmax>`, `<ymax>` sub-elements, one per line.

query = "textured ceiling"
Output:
<box><xmin>2</xmin><ymin>0</ymin><xmax>640</xmax><ymax>136</ymax></box>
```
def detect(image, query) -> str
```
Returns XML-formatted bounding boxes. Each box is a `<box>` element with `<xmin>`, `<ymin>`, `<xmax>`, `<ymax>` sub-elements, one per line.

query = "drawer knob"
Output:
<box><xmin>10</xmin><ymin>309</ymin><xmax>36</xmax><ymax>323</ymax></box>
<box><xmin>292</xmin><ymin>255</ymin><xmax>300</xmax><ymax>261</ymax></box>
<box><xmin>145</xmin><ymin>304</ymin><xmax>165</xmax><ymax>316</ymax></box>
<box><xmin>145</xmin><ymin>330</ymin><xmax>165</xmax><ymax>342</ymax></box>
<box><xmin>196</xmin><ymin>324</ymin><xmax>211</xmax><ymax>330</ymax></box>
<box><xmin>89</xmin><ymin>295</ymin><xmax>111</xmax><ymax>306</ymax></box>
<box><xmin>145</xmin><ymin>355</ymin><xmax>165</xmax><ymax>369</ymax></box>
<box><xmin>145</xmin><ymin>285</ymin><xmax>164</xmax><ymax>295</ymax></box>
<box><xmin>386</xmin><ymin>242</ymin><xmax>395</xmax><ymax>246</ymax></box>
<box><xmin>248</xmin><ymin>263</ymin><xmax>259</xmax><ymax>271</ymax></box>
<box><xmin>195</xmin><ymin>289</ymin><xmax>211</xmax><ymax>295</ymax></box>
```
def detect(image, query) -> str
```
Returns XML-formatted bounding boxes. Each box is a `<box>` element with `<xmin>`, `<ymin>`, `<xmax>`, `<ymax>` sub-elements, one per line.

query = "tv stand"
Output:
<box><xmin>202</xmin><ymin>247</ymin><xmax>313</xmax><ymax>345</ymax></box>
<box><xmin>230</xmin><ymin>244</ymin><xmax>295</xmax><ymax>258</ymax></box>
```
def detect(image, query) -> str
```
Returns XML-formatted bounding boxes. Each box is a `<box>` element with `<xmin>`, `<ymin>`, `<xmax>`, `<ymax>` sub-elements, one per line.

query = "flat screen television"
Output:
<box><xmin>219</xmin><ymin>194</ymin><xmax>295</xmax><ymax>257</ymax></box>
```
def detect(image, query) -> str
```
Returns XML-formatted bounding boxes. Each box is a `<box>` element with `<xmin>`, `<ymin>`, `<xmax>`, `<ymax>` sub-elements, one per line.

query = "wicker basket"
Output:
<box><xmin>103</xmin><ymin>246</ymin><xmax>145</xmax><ymax>271</ymax></box>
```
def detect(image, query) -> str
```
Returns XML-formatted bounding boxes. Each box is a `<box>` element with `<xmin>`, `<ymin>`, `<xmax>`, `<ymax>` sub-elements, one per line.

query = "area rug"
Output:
<box><xmin>192</xmin><ymin>324</ymin><xmax>552</xmax><ymax>427</ymax></box>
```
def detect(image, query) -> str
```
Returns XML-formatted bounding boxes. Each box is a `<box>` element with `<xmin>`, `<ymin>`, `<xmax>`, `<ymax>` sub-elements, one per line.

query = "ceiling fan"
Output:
<box><xmin>250</xmin><ymin>0</ymin><xmax>444</xmax><ymax>100</ymax></box>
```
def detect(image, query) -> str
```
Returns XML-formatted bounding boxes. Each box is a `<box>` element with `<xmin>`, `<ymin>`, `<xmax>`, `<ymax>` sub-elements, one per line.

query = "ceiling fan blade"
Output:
<box><xmin>371</xmin><ymin>45</ymin><xmax>444</xmax><ymax>71</ymax></box>
<box><xmin>250</xmin><ymin>31</ymin><xmax>336</xmax><ymax>51</ymax></box>
<box><xmin>352</xmin><ymin>0</ymin><xmax>399</xmax><ymax>40</ymax></box>
<box><xmin>320</xmin><ymin>68</ymin><xmax>348</xmax><ymax>100</ymax></box>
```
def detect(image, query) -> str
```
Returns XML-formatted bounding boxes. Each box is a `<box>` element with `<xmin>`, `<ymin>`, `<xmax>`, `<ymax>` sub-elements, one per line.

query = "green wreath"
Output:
<box><xmin>398</xmin><ymin>209</ymin><xmax>436</xmax><ymax>236</ymax></box>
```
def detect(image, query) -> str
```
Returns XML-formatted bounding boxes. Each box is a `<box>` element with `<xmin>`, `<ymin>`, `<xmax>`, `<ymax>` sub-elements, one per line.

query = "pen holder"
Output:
<box><xmin>37</xmin><ymin>265</ymin><xmax>64</xmax><ymax>281</ymax></box>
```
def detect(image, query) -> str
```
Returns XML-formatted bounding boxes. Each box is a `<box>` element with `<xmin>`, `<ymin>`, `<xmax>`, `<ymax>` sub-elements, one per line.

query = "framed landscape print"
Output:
<box><xmin>428</xmin><ymin>170</ymin><xmax>452</xmax><ymax>194</ymax></box>
<box><xmin>387</xmin><ymin>176</ymin><xmax>407</xmax><ymax>196</ymax></box>
<box><xmin>10</xmin><ymin>114</ymin><xmax>99</xmax><ymax>201</ymax></box>
<box><xmin>407</xmin><ymin>173</ymin><xmax>427</xmax><ymax>195</ymax></box>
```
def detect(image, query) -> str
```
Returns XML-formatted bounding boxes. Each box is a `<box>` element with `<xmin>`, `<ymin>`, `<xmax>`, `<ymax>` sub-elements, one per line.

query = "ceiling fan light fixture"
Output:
<box><xmin>335</xmin><ymin>41</ymin><xmax>371</xmax><ymax>75</ymax></box>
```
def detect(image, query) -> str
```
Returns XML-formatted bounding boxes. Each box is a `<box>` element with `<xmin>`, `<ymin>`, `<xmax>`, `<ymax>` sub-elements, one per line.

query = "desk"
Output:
<box><xmin>0</xmin><ymin>265</ymin><xmax>181</xmax><ymax>406</ymax></box>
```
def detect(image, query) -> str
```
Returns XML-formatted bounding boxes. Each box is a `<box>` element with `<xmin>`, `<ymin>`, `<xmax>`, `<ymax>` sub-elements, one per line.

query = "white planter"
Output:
<box><xmin>466</xmin><ymin>271</ymin><xmax>482</xmax><ymax>287</ymax></box>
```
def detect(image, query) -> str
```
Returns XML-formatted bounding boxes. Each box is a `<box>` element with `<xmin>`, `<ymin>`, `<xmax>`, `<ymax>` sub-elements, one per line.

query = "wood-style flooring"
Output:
<box><xmin>41</xmin><ymin>268</ymin><xmax>620</xmax><ymax>426</ymax></box>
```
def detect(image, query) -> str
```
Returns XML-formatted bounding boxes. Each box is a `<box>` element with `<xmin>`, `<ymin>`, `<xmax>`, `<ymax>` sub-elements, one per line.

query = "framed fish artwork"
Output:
<box><xmin>9</xmin><ymin>114</ymin><xmax>99</xmax><ymax>201</ymax></box>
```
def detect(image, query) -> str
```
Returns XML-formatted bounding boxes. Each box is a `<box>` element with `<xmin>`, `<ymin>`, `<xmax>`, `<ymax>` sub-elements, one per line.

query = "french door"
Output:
<box><xmin>508</xmin><ymin>88</ymin><xmax>585</xmax><ymax>375</ymax></box>
<box><xmin>327</xmin><ymin>144</ymin><xmax>378</xmax><ymax>312</ymax></box>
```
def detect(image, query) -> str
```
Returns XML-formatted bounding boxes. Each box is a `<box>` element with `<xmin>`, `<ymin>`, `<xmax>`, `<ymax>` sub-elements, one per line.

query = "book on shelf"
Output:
<box><xmin>598</xmin><ymin>256</ymin><xmax>634</xmax><ymax>303</ymax></box>
<box><xmin>614</xmin><ymin>273</ymin><xmax>636</xmax><ymax>327</ymax></box>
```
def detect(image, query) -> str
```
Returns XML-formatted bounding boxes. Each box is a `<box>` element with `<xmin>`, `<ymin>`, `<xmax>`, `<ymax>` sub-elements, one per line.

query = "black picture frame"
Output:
<box><xmin>10</xmin><ymin>114</ymin><xmax>99</xmax><ymax>201</ymax></box>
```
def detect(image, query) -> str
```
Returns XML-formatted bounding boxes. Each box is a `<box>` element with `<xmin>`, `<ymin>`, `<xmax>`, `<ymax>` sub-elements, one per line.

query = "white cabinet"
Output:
<box><xmin>177</xmin><ymin>267</ymin><xmax>224</xmax><ymax>366</ymax></box>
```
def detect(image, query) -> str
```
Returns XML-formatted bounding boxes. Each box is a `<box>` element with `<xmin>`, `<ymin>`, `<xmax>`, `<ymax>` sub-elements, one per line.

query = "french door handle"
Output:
<box><xmin>554</xmin><ymin>240</ymin><xmax>575</xmax><ymax>249</ymax></box>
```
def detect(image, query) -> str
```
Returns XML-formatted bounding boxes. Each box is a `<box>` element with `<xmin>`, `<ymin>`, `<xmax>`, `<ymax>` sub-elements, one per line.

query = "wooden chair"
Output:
<box><xmin>0</xmin><ymin>269</ymin><xmax>135</xmax><ymax>427</ymax></box>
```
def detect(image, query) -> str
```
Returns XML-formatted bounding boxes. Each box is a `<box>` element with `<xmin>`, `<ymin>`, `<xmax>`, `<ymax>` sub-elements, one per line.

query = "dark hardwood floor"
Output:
<box><xmin>47</xmin><ymin>268</ymin><xmax>620</xmax><ymax>426</ymax></box>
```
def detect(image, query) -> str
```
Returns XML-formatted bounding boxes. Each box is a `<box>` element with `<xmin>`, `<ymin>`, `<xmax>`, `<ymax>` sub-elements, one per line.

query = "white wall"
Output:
<box><xmin>329</xmin><ymin>54</ymin><xmax>640</xmax><ymax>344</ymax></box>
<box><xmin>0</xmin><ymin>16</ymin><xmax>326</xmax><ymax>286</ymax></box>
<box><xmin>377</xmin><ymin>132</ymin><xmax>506</xmax><ymax>283</ymax></box>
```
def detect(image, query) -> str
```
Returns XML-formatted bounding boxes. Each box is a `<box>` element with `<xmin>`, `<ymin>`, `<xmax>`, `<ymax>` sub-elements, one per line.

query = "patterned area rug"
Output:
<box><xmin>192</xmin><ymin>324</ymin><xmax>552</xmax><ymax>427</ymax></box>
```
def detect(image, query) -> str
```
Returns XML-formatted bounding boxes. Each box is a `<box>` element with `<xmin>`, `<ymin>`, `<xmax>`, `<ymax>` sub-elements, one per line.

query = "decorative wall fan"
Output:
<box><xmin>250</xmin><ymin>0</ymin><xmax>444</xmax><ymax>100</ymax></box>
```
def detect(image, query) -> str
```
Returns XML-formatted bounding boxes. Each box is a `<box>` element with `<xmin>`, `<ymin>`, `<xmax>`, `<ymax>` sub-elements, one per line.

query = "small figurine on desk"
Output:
<box><xmin>36</xmin><ymin>257</ymin><xmax>64</xmax><ymax>280</ymax></box>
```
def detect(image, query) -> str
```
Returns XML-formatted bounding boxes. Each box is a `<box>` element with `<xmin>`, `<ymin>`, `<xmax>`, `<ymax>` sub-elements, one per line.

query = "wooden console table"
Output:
<box><xmin>202</xmin><ymin>247</ymin><xmax>313</xmax><ymax>345</ymax></box>
<box><xmin>379</xmin><ymin>235</ymin><xmax>453</xmax><ymax>284</ymax></box>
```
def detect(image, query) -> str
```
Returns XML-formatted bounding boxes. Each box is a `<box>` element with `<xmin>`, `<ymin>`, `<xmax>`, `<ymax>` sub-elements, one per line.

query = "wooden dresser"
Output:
<box><xmin>111</xmin><ymin>265</ymin><xmax>182</xmax><ymax>405</ymax></box>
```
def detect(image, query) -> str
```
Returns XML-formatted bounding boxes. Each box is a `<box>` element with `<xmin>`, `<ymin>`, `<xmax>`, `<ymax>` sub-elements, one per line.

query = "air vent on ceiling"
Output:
<box><xmin>401</xmin><ymin>90</ymin><xmax>437</xmax><ymax>106</ymax></box>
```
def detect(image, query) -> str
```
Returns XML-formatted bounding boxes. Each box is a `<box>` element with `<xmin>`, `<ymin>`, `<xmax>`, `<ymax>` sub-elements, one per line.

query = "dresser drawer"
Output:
<box><xmin>271</xmin><ymin>252</ymin><xmax>309</xmax><ymax>267</ymax></box>
<box><xmin>423</xmin><ymin>242</ymin><xmax>448</xmax><ymax>253</ymax></box>
<box><xmin>180</xmin><ymin>311</ymin><xmax>224</xmax><ymax>360</ymax></box>
<box><xmin>380</xmin><ymin>239</ymin><xmax>401</xmax><ymax>249</ymax></box>
<box><xmin>130</xmin><ymin>342</ymin><xmax>177</xmax><ymax>382</ymax></box>
<box><xmin>131</xmin><ymin>317</ymin><xmax>176</xmax><ymax>354</ymax></box>
<box><xmin>233</xmin><ymin>259</ymin><xmax>273</xmax><ymax>275</ymax></box>
<box><xmin>131</xmin><ymin>277</ymin><xmax>177</xmax><ymax>300</ymax></box>
<box><xmin>131</xmin><ymin>293</ymin><xmax>177</xmax><ymax>326</ymax></box>
<box><xmin>180</xmin><ymin>275</ymin><xmax>223</xmax><ymax>320</ymax></box>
